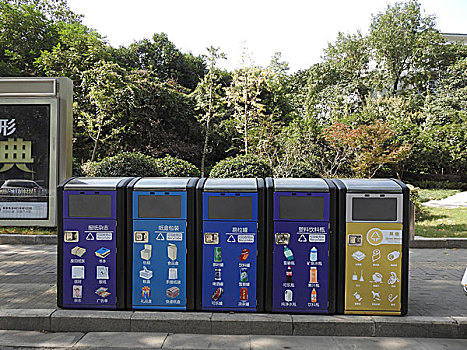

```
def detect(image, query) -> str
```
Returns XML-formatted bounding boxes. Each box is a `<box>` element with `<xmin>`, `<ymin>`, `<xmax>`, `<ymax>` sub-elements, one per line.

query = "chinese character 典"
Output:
<box><xmin>0</xmin><ymin>138</ymin><xmax>34</xmax><ymax>173</ymax></box>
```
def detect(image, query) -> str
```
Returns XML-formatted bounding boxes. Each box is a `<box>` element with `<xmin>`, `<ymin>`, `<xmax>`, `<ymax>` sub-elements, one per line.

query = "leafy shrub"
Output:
<box><xmin>84</xmin><ymin>152</ymin><xmax>162</xmax><ymax>177</ymax></box>
<box><xmin>72</xmin><ymin>159</ymin><xmax>85</xmax><ymax>177</ymax></box>
<box><xmin>209</xmin><ymin>154</ymin><xmax>273</xmax><ymax>178</ymax></box>
<box><xmin>411</xmin><ymin>180</ymin><xmax>466</xmax><ymax>190</ymax></box>
<box><xmin>153</xmin><ymin>155</ymin><xmax>200</xmax><ymax>177</ymax></box>
<box><xmin>407</xmin><ymin>184</ymin><xmax>424</xmax><ymax>219</ymax></box>
<box><xmin>274</xmin><ymin>161</ymin><xmax>321</xmax><ymax>178</ymax></box>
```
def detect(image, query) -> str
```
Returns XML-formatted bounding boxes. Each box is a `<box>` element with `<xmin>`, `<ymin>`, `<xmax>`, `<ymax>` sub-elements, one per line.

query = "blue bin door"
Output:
<box><xmin>132</xmin><ymin>219</ymin><xmax>187</xmax><ymax>309</ymax></box>
<box><xmin>272</xmin><ymin>221</ymin><xmax>329</xmax><ymax>313</ymax></box>
<box><xmin>131</xmin><ymin>191</ymin><xmax>188</xmax><ymax>309</ymax></box>
<box><xmin>62</xmin><ymin>191</ymin><xmax>118</xmax><ymax>309</ymax></box>
<box><xmin>201</xmin><ymin>220</ymin><xmax>257</xmax><ymax>311</ymax></box>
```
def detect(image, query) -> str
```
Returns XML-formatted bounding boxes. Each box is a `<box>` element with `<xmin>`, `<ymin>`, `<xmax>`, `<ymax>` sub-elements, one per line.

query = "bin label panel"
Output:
<box><xmin>201</xmin><ymin>220</ymin><xmax>257</xmax><ymax>311</ymax></box>
<box><xmin>62</xmin><ymin>218</ymin><xmax>117</xmax><ymax>309</ymax></box>
<box><xmin>272</xmin><ymin>221</ymin><xmax>329</xmax><ymax>313</ymax></box>
<box><xmin>345</xmin><ymin>222</ymin><xmax>402</xmax><ymax>313</ymax></box>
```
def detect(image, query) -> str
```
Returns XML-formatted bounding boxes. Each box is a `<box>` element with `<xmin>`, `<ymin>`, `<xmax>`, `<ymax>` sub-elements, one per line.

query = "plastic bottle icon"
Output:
<box><xmin>285</xmin><ymin>289</ymin><xmax>293</xmax><ymax>302</ymax></box>
<box><xmin>311</xmin><ymin>288</ymin><xmax>317</xmax><ymax>303</ymax></box>
<box><xmin>286</xmin><ymin>266</ymin><xmax>292</xmax><ymax>283</ymax></box>
<box><xmin>310</xmin><ymin>247</ymin><xmax>318</xmax><ymax>262</ymax></box>
<box><xmin>283</xmin><ymin>246</ymin><xmax>294</xmax><ymax>261</ymax></box>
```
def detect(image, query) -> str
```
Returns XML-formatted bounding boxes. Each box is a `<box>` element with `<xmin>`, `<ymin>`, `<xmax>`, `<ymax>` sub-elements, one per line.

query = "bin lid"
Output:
<box><xmin>273</xmin><ymin>178</ymin><xmax>329</xmax><ymax>192</ymax></box>
<box><xmin>203</xmin><ymin>178</ymin><xmax>258</xmax><ymax>192</ymax></box>
<box><xmin>64</xmin><ymin>177</ymin><xmax>131</xmax><ymax>190</ymax></box>
<box><xmin>338</xmin><ymin>179</ymin><xmax>401</xmax><ymax>193</ymax></box>
<box><xmin>133</xmin><ymin>177</ymin><xmax>195</xmax><ymax>190</ymax></box>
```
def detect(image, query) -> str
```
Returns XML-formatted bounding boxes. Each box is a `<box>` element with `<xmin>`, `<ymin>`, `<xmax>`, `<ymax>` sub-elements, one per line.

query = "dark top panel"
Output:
<box><xmin>273</xmin><ymin>178</ymin><xmax>329</xmax><ymax>192</ymax></box>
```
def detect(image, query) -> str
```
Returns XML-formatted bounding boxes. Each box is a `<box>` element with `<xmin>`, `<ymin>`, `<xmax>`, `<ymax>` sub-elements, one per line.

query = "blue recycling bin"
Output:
<box><xmin>57</xmin><ymin>177</ymin><xmax>133</xmax><ymax>309</ymax></box>
<box><xmin>265</xmin><ymin>178</ymin><xmax>336</xmax><ymax>314</ymax></box>
<box><xmin>196</xmin><ymin>178</ymin><xmax>265</xmax><ymax>312</ymax></box>
<box><xmin>126</xmin><ymin>177</ymin><xmax>198</xmax><ymax>310</ymax></box>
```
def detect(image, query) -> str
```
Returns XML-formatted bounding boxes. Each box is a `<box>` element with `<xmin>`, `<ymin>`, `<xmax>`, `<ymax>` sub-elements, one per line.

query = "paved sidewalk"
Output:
<box><xmin>0</xmin><ymin>245</ymin><xmax>465</xmax><ymax>316</ymax></box>
<box><xmin>0</xmin><ymin>245</ymin><xmax>465</xmax><ymax>339</ymax></box>
<box><xmin>0</xmin><ymin>330</ymin><xmax>465</xmax><ymax>349</ymax></box>
<box><xmin>423</xmin><ymin>191</ymin><xmax>467</xmax><ymax>208</ymax></box>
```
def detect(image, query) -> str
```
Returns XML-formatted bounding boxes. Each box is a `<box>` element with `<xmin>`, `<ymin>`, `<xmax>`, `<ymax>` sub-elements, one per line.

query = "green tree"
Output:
<box><xmin>420</xmin><ymin>57</ymin><xmax>467</xmax><ymax>174</ymax></box>
<box><xmin>114</xmin><ymin>33</ymin><xmax>205</xmax><ymax>90</ymax></box>
<box><xmin>0</xmin><ymin>1</ymin><xmax>58</xmax><ymax>75</ymax></box>
<box><xmin>78</xmin><ymin>61</ymin><xmax>135</xmax><ymax>162</ymax></box>
<box><xmin>369</xmin><ymin>0</ymin><xmax>445</xmax><ymax>95</ymax></box>
<box><xmin>225</xmin><ymin>66</ymin><xmax>268</xmax><ymax>155</ymax></box>
<box><xmin>193</xmin><ymin>46</ymin><xmax>226</xmax><ymax>176</ymax></box>
<box><xmin>121</xmin><ymin>71</ymin><xmax>203</xmax><ymax>164</ymax></box>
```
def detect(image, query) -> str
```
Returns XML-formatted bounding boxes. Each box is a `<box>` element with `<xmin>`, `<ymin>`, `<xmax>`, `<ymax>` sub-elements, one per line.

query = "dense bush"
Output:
<box><xmin>410</xmin><ymin>180</ymin><xmax>467</xmax><ymax>191</ymax></box>
<box><xmin>407</xmin><ymin>184</ymin><xmax>424</xmax><ymax>219</ymax></box>
<box><xmin>209</xmin><ymin>154</ymin><xmax>273</xmax><ymax>178</ymax></box>
<box><xmin>274</xmin><ymin>161</ymin><xmax>321</xmax><ymax>178</ymax></box>
<box><xmin>84</xmin><ymin>152</ymin><xmax>162</xmax><ymax>177</ymax></box>
<box><xmin>153</xmin><ymin>155</ymin><xmax>200</xmax><ymax>177</ymax></box>
<box><xmin>72</xmin><ymin>159</ymin><xmax>85</xmax><ymax>177</ymax></box>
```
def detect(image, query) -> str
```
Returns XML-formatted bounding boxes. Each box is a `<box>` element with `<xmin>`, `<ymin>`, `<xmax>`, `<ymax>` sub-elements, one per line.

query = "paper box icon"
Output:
<box><xmin>167</xmin><ymin>243</ymin><xmax>177</xmax><ymax>261</ymax></box>
<box><xmin>141</xmin><ymin>244</ymin><xmax>152</xmax><ymax>260</ymax></box>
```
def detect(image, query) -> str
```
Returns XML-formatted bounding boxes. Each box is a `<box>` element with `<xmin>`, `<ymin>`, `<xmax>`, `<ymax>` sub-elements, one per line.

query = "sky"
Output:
<box><xmin>67</xmin><ymin>0</ymin><xmax>467</xmax><ymax>72</ymax></box>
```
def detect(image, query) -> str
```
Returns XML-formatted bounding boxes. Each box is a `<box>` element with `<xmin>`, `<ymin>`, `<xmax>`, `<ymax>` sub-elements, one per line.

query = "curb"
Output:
<box><xmin>410</xmin><ymin>238</ymin><xmax>467</xmax><ymax>249</ymax></box>
<box><xmin>1</xmin><ymin>234</ymin><xmax>466</xmax><ymax>249</ymax></box>
<box><xmin>0</xmin><ymin>309</ymin><xmax>465</xmax><ymax>339</ymax></box>
<box><xmin>0</xmin><ymin>234</ymin><xmax>56</xmax><ymax>245</ymax></box>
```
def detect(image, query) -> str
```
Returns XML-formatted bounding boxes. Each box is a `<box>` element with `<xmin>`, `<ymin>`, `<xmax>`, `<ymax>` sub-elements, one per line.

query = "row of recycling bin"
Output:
<box><xmin>58</xmin><ymin>177</ymin><xmax>409</xmax><ymax>315</ymax></box>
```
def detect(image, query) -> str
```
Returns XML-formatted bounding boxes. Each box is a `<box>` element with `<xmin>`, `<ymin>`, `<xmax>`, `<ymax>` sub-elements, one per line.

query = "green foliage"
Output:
<box><xmin>78</xmin><ymin>60</ymin><xmax>135</xmax><ymax>161</ymax></box>
<box><xmin>369</xmin><ymin>0</ymin><xmax>444</xmax><ymax>94</ymax></box>
<box><xmin>209</xmin><ymin>154</ymin><xmax>273</xmax><ymax>178</ymax></box>
<box><xmin>153</xmin><ymin>155</ymin><xmax>200</xmax><ymax>177</ymax></box>
<box><xmin>407</xmin><ymin>184</ymin><xmax>424</xmax><ymax>219</ymax></box>
<box><xmin>113</xmin><ymin>33</ymin><xmax>205</xmax><ymax>90</ymax></box>
<box><xmin>84</xmin><ymin>152</ymin><xmax>161</xmax><ymax>177</ymax></box>
<box><xmin>0</xmin><ymin>1</ymin><xmax>58</xmax><ymax>75</ymax></box>
<box><xmin>72</xmin><ymin>158</ymin><xmax>85</xmax><ymax>177</ymax></box>
<box><xmin>192</xmin><ymin>46</ymin><xmax>227</xmax><ymax>176</ymax></box>
<box><xmin>411</xmin><ymin>180</ymin><xmax>467</xmax><ymax>191</ymax></box>
<box><xmin>274</xmin><ymin>118</ymin><xmax>332</xmax><ymax>178</ymax></box>
<box><xmin>2</xmin><ymin>0</ymin><xmax>466</xmax><ymax>187</ymax></box>
<box><xmin>122</xmin><ymin>72</ymin><xmax>203</xmax><ymax>164</ymax></box>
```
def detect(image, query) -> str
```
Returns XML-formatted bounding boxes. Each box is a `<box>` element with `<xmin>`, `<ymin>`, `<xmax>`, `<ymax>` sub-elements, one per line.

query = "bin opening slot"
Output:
<box><xmin>208</xmin><ymin>196</ymin><xmax>252</xmax><ymax>220</ymax></box>
<box><xmin>138</xmin><ymin>195</ymin><xmax>181</xmax><ymax>218</ymax></box>
<box><xmin>352</xmin><ymin>197</ymin><xmax>397</xmax><ymax>221</ymax></box>
<box><xmin>68</xmin><ymin>194</ymin><xmax>111</xmax><ymax>218</ymax></box>
<box><xmin>279</xmin><ymin>195</ymin><xmax>324</xmax><ymax>220</ymax></box>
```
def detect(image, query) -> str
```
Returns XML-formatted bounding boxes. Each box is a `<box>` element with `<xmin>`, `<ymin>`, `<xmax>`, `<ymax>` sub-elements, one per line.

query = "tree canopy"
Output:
<box><xmin>1</xmin><ymin>0</ymin><xmax>465</xmax><ymax>180</ymax></box>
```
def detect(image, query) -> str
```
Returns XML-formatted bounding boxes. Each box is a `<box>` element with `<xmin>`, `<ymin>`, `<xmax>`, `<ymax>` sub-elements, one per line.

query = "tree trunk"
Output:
<box><xmin>201</xmin><ymin>84</ymin><xmax>213</xmax><ymax>177</ymax></box>
<box><xmin>90</xmin><ymin>125</ymin><xmax>102</xmax><ymax>163</ymax></box>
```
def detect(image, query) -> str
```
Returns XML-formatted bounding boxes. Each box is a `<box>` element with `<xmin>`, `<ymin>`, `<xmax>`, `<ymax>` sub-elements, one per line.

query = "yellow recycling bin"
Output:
<box><xmin>334</xmin><ymin>179</ymin><xmax>409</xmax><ymax>315</ymax></box>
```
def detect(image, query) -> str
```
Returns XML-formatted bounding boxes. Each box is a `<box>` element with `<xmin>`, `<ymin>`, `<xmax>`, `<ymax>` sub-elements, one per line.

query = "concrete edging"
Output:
<box><xmin>0</xmin><ymin>234</ymin><xmax>56</xmax><ymax>245</ymax></box>
<box><xmin>0</xmin><ymin>309</ymin><xmax>465</xmax><ymax>339</ymax></box>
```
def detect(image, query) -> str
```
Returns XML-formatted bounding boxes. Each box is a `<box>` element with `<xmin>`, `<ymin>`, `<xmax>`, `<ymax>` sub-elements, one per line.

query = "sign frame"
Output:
<box><xmin>0</xmin><ymin>77</ymin><xmax>72</xmax><ymax>227</ymax></box>
<box><xmin>0</xmin><ymin>98</ymin><xmax>58</xmax><ymax>225</ymax></box>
